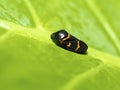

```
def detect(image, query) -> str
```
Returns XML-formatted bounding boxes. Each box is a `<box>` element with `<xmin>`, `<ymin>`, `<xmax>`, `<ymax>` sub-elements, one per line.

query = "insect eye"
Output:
<box><xmin>58</xmin><ymin>33</ymin><xmax>65</xmax><ymax>39</ymax></box>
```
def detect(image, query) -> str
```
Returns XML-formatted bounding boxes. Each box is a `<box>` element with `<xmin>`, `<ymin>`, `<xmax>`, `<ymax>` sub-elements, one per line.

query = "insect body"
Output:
<box><xmin>51</xmin><ymin>30</ymin><xmax>88</xmax><ymax>54</ymax></box>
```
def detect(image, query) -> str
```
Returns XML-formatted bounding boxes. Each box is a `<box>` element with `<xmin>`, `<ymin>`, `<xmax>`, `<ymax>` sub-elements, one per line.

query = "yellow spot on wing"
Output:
<box><xmin>67</xmin><ymin>42</ymin><xmax>71</xmax><ymax>47</ymax></box>
<box><xmin>75</xmin><ymin>41</ymin><xmax>80</xmax><ymax>51</ymax></box>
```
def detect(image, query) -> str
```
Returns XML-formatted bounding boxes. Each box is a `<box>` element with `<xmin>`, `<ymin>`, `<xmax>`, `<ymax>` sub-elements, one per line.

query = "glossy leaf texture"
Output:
<box><xmin>0</xmin><ymin>0</ymin><xmax>120</xmax><ymax>90</ymax></box>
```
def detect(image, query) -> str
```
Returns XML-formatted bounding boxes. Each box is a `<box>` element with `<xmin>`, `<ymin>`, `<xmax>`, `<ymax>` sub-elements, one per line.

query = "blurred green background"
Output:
<box><xmin>0</xmin><ymin>0</ymin><xmax>120</xmax><ymax>90</ymax></box>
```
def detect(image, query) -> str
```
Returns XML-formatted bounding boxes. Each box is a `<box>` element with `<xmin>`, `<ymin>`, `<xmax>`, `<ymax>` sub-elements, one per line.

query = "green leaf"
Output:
<box><xmin>0</xmin><ymin>0</ymin><xmax>120</xmax><ymax>90</ymax></box>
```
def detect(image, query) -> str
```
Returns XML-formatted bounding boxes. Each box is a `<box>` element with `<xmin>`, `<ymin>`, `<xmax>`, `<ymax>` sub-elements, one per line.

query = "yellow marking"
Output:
<box><xmin>75</xmin><ymin>41</ymin><xmax>80</xmax><ymax>51</ymax></box>
<box><xmin>60</xmin><ymin>34</ymin><xmax>70</xmax><ymax>44</ymax></box>
<box><xmin>67</xmin><ymin>42</ymin><xmax>71</xmax><ymax>47</ymax></box>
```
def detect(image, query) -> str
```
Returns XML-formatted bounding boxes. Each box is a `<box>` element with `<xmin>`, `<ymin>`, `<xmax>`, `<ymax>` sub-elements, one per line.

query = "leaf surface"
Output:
<box><xmin>0</xmin><ymin>0</ymin><xmax>120</xmax><ymax>90</ymax></box>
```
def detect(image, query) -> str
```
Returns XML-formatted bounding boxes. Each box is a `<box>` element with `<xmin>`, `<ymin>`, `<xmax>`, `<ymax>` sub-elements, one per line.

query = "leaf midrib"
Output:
<box><xmin>0</xmin><ymin>18</ymin><xmax>120</xmax><ymax>67</ymax></box>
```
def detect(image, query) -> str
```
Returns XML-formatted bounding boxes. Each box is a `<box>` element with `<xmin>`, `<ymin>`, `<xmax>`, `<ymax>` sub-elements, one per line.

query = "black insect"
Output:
<box><xmin>51</xmin><ymin>30</ymin><xmax>88</xmax><ymax>54</ymax></box>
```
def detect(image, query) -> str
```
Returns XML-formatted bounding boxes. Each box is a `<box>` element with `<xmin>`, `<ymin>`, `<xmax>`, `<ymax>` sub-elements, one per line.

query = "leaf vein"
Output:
<box><xmin>24</xmin><ymin>0</ymin><xmax>44</xmax><ymax>30</ymax></box>
<box><xmin>85</xmin><ymin>0</ymin><xmax>120</xmax><ymax>55</ymax></box>
<box><xmin>60</xmin><ymin>64</ymin><xmax>104</xmax><ymax>90</ymax></box>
